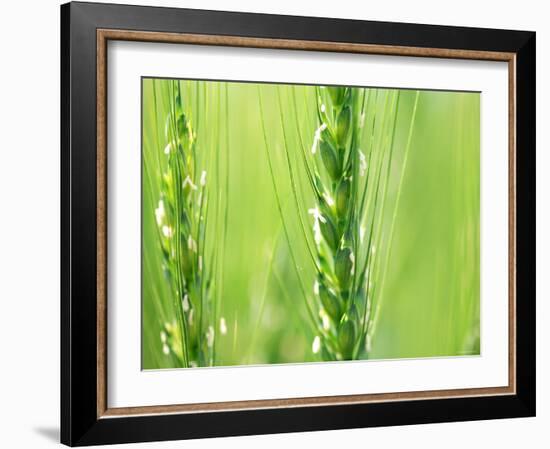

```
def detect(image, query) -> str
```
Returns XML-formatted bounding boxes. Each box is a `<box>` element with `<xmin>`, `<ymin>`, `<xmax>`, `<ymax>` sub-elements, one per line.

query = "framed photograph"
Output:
<box><xmin>61</xmin><ymin>1</ymin><xmax>535</xmax><ymax>446</ymax></box>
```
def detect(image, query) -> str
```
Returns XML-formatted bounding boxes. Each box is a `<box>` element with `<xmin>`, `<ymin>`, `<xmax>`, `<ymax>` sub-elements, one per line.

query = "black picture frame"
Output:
<box><xmin>61</xmin><ymin>1</ymin><xmax>535</xmax><ymax>446</ymax></box>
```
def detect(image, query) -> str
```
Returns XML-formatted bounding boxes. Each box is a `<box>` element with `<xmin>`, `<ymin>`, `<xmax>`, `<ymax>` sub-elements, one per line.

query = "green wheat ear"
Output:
<box><xmin>154</xmin><ymin>80</ymin><xmax>222</xmax><ymax>368</ymax></box>
<box><xmin>295</xmin><ymin>85</ymin><xmax>403</xmax><ymax>362</ymax></box>
<box><xmin>306</xmin><ymin>85</ymin><xmax>363</xmax><ymax>361</ymax></box>
<box><xmin>259</xmin><ymin>83</ymin><xmax>408</xmax><ymax>362</ymax></box>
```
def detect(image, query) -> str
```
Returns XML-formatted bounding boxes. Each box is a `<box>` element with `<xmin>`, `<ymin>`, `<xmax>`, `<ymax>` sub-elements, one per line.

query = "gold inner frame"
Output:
<box><xmin>96</xmin><ymin>29</ymin><xmax>517</xmax><ymax>418</ymax></box>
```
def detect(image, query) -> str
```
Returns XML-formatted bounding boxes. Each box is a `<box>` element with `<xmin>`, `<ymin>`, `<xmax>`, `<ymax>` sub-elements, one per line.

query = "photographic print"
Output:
<box><xmin>62</xmin><ymin>6</ymin><xmax>535</xmax><ymax>443</ymax></box>
<box><xmin>141</xmin><ymin>79</ymin><xmax>480</xmax><ymax>369</ymax></box>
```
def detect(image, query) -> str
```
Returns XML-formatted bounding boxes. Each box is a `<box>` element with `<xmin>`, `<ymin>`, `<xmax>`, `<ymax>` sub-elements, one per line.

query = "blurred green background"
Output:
<box><xmin>142</xmin><ymin>79</ymin><xmax>480</xmax><ymax>369</ymax></box>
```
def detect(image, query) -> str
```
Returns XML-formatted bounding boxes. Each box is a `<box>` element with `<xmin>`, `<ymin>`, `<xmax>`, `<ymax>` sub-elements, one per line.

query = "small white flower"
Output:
<box><xmin>313</xmin><ymin>280</ymin><xmax>319</xmax><ymax>296</ymax></box>
<box><xmin>359</xmin><ymin>150</ymin><xmax>367</xmax><ymax>177</ymax></box>
<box><xmin>206</xmin><ymin>326</ymin><xmax>215</xmax><ymax>347</ymax></box>
<box><xmin>160</xmin><ymin>331</ymin><xmax>167</xmax><ymax>343</ymax></box>
<box><xmin>321</xmin><ymin>311</ymin><xmax>331</xmax><ymax>331</ymax></box>
<box><xmin>219</xmin><ymin>317</ymin><xmax>227</xmax><ymax>335</ymax></box>
<box><xmin>155</xmin><ymin>200</ymin><xmax>165</xmax><ymax>226</ymax></box>
<box><xmin>187</xmin><ymin>235</ymin><xmax>197</xmax><ymax>252</ymax></box>
<box><xmin>200</xmin><ymin>170</ymin><xmax>207</xmax><ymax>186</ymax></box>
<box><xmin>320</xmin><ymin>104</ymin><xmax>326</xmax><ymax>113</ymax></box>
<box><xmin>308</xmin><ymin>207</ymin><xmax>327</xmax><ymax>224</ymax></box>
<box><xmin>182</xmin><ymin>294</ymin><xmax>190</xmax><ymax>312</ymax></box>
<box><xmin>162</xmin><ymin>225</ymin><xmax>173</xmax><ymax>238</ymax></box>
<box><xmin>323</xmin><ymin>192</ymin><xmax>335</xmax><ymax>207</ymax></box>
<box><xmin>312</xmin><ymin>336</ymin><xmax>321</xmax><ymax>354</ymax></box>
<box><xmin>308</xmin><ymin>207</ymin><xmax>327</xmax><ymax>245</ymax></box>
<box><xmin>313</xmin><ymin>219</ymin><xmax>322</xmax><ymax>245</ymax></box>
<box><xmin>311</xmin><ymin>123</ymin><xmax>327</xmax><ymax>154</ymax></box>
<box><xmin>182</xmin><ymin>175</ymin><xmax>198</xmax><ymax>191</ymax></box>
<box><xmin>164</xmin><ymin>142</ymin><xmax>172</xmax><ymax>155</ymax></box>
<box><xmin>162</xmin><ymin>344</ymin><xmax>170</xmax><ymax>355</ymax></box>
